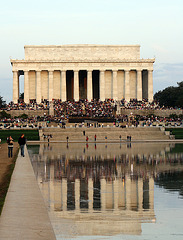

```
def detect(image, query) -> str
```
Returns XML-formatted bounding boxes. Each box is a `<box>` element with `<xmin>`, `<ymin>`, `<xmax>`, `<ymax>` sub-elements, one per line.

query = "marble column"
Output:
<box><xmin>148</xmin><ymin>70</ymin><xmax>153</xmax><ymax>102</ymax></box>
<box><xmin>137</xmin><ymin>70</ymin><xmax>142</xmax><ymax>101</ymax></box>
<box><xmin>113</xmin><ymin>70</ymin><xmax>118</xmax><ymax>100</ymax></box>
<box><xmin>36</xmin><ymin>71</ymin><xmax>41</xmax><ymax>103</ymax></box>
<box><xmin>100</xmin><ymin>70</ymin><xmax>105</xmax><ymax>101</ymax></box>
<box><xmin>24</xmin><ymin>71</ymin><xmax>29</xmax><ymax>103</ymax></box>
<box><xmin>125</xmin><ymin>70</ymin><xmax>130</xmax><ymax>102</ymax></box>
<box><xmin>49</xmin><ymin>71</ymin><xmax>54</xmax><ymax>101</ymax></box>
<box><xmin>87</xmin><ymin>70</ymin><xmax>93</xmax><ymax>101</ymax></box>
<box><xmin>61</xmin><ymin>71</ymin><xmax>66</xmax><ymax>101</ymax></box>
<box><xmin>74</xmin><ymin>70</ymin><xmax>79</xmax><ymax>101</ymax></box>
<box><xmin>13</xmin><ymin>71</ymin><xmax>19</xmax><ymax>103</ymax></box>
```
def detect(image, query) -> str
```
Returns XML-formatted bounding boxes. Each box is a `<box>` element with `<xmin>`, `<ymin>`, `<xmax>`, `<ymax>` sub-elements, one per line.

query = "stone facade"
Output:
<box><xmin>11</xmin><ymin>45</ymin><xmax>155</xmax><ymax>103</ymax></box>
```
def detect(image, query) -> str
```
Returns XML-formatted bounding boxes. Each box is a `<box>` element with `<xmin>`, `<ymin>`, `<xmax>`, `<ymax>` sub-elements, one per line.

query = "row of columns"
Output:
<box><xmin>13</xmin><ymin>69</ymin><xmax>153</xmax><ymax>103</ymax></box>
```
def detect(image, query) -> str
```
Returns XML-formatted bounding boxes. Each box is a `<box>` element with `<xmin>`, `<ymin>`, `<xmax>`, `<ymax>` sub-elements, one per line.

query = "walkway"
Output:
<box><xmin>0</xmin><ymin>146</ymin><xmax>56</xmax><ymax>240</ymax></box>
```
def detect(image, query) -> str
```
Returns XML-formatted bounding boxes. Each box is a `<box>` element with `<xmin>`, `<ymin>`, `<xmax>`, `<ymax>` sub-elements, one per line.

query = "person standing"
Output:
<box><xmin>18</xmin><ymin>134</ymin><xmax>26</xmax><ymax>157</ymax></box>
<box><xmin>7</xmin><ymin>136</ymin><xmax>14</xmax><ymax>158</ymax></box>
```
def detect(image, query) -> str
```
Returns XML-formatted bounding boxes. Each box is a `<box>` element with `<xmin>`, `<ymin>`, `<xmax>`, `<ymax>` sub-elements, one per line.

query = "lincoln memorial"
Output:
<box><xmin>11</xmin><ymin>45</ymin><xmax>155</xmax><ymax>103</ymax></box>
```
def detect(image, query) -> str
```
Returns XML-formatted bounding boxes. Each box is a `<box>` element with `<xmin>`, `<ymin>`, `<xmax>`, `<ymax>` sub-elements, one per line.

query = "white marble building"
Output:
<box><xmin>11</xmin><ymin>45</ymin><xmax>155</xmax><ymax>103</ymax></box>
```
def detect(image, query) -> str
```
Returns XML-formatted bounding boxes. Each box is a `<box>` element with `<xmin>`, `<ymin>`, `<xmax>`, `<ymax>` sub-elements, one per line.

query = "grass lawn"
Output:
<box><xmin>0</xmin><ymin>129</ymin><xmax>39</xmax><ymax>143</ymax></box>
<box><xmin>165</xmin><ymin>128</ymin><xmax>183</xmax><ymax>139</ymax></box>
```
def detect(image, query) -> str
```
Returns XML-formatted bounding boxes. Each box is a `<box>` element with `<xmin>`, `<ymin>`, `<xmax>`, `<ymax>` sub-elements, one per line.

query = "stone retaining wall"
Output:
<box><xmin>120</xmin><ymin>109</ymin><xmax>183</xmax><ymax>117</ymax></box>
<box><xmin>1</xmin><ymin>110</ymin><xmax>49</xmax><ymax>117</ymax></box>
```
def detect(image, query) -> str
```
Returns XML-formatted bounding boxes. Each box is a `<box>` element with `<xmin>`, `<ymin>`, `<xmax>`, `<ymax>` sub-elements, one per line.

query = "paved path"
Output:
<box><xmin>0</xmin><ymin>146</ymin><xmax>56</xmax><ymax>240</ymax></box>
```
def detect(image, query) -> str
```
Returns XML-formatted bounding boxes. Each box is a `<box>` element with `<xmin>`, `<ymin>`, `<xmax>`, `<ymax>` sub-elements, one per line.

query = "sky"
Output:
<box><xmin>1</xmin><ymin>0</ymin><xmax>183</xmax><ymax>103</ymax></box>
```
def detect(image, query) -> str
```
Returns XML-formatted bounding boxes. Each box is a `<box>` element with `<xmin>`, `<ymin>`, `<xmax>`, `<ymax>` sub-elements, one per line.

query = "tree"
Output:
<box><xmin>19</xmin><ymin>92</ymin><xmax>24</xmax><ymax>100</ymax></box>
<box><xmin>154</xmin><ymin>81</ymin><xmax>183</xmax><ymax>108</ymax></box>
<box><xmin>0</xmin><ymin>110</ymin><xmax>11</xmax><ymax>119</ymax></box>
<box><xmin>0</xmin><ymin>96</ymin><xmax>6</xmax><ymax>109</ymax></box>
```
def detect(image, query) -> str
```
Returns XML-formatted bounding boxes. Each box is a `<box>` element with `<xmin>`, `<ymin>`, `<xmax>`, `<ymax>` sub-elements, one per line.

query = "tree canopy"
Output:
<box><xmin>154</xmin><ymin>81</ymin><xmax>183</xmax><ymax>108</ymax></box>
<box><xmin>0</xmin><ymin>96</ymin><xmax>6</xmax><ymax>109</ymax></box>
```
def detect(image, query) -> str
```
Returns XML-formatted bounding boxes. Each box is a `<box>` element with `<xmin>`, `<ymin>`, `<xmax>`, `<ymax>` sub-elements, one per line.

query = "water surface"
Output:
<box><xmin>28</xmin><ymin>143</ymin><xmax>183</xmax><ymax>240</ymax></box>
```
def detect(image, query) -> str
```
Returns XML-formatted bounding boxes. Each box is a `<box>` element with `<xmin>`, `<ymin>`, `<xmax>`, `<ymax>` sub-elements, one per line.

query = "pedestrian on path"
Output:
<box><xmin>18</xmin><ymin>134</ymin><xmax>26</xmax><ymax>157</ymax></box>
<box><xmin>7</xmin><ymin>136</ymin><xmax>14</xmax><ymax>158</ymax></box>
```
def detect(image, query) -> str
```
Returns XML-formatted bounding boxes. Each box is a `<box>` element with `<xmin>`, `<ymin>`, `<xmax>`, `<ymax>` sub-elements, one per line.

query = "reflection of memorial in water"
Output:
<box><xmin>29</xmin><ymin>143</ymin><xmax>183</xmax><ymax>236</ymax></box>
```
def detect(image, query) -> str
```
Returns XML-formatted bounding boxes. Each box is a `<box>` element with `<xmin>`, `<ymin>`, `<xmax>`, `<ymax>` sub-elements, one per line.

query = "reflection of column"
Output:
<box><xmin>114</xmin><ymin>179</ymin><xmax>118</xmax><ymax>210</ymax></box>
<box><xmin>24</xmin><ymin>71</ymin><xmax>29</xmax><ymax>103</ymax></box>
<box><xmin>125</xmin><ymin>176</ymin><xmax>131</xmax><ymax>210</ymax></box>
<box><xmin>13</xmin><ymin>71</ymin><xmax>19</xmax><ymax>103</ymax></box>
<box><xmin>88</xmin><ymin>178</ymin><xmax>93</xmax><ymax>212</ymax></box>
<box><xmin>137</xmin><ymin>70</ymin><xmax>142</xmax><ymax>101</ymax></box>
<box><xmin>131</xmin><ymin>180</ymin><xmax>138</xmax><ymax>209</ymax></box>
<box><xmin>87</xmin><ymin>70</ymin><xmax>93</xmax><ymax>101</ymax></box>
<box><xmin>125</xmin><ymin>70</ymin><xmax>130</xmax><ymax>101</ymax></box>
<box><xmin>36</xmin><ymin>71</ymin><xmax>41</xmax><ymax>103</ymax></box>
<box><xmin>149</xmin><ymin>177</ymin><xmax>154</xmax><ymax>210</ymax></box>
<box><xmin>75</xmin><ymin>179</ymin><xmax>80</xmax><ymax>211</ymax></box>
<box><xmin>49</xmin><ymin>164</ymin><xmax>54</xmax><ymax>210</ymax></box>
<box><xmin>61</xmin><ymin>71</ymin><xmax>66</xmax><ymax>101</ymax></box>
<box><xmin>138</xmin><ymin>178</ymin><xmax>143</xmax><ymax>211</ymax></box>
<box><xmin>113</xmin><ymin>70</ymin><xmax>118</xmax><ymax>100</ymax></box>
<box><xmin>61</xmin><ymin>178</ymin><xmax>67</xmax><ymax>211</ymax></box>
<box><xmin>74</xmin><ymin>71</ymin><xmax>79</xmax><ymax>101</ymax></box>
<box><xmin>49</xmin><ymin>71</ymin><xmax>54</xmax><ymax>101</ymax></box>
<box><xmin>54</xmin><ymin>180</ymin><xmax>61</xmax><ymax>211</ymax></box>
<box><xmin>148</xmin><ymin>70</ymin><xmax>153</xmax><ymax>102</ymax></box>
<box><xmin>100</xmin><ymin>178</ymin><xmax>106</xmax><ymax>211</ymax></box>
<box><xmin>100</xmin><ymin>70</ymin><xmax>105</xmax><ymax>101</ymax></box>
<box><xmin>118</xmin><ymin>179</ymin><xmax>125</xmax><ymax>209</ymax></box>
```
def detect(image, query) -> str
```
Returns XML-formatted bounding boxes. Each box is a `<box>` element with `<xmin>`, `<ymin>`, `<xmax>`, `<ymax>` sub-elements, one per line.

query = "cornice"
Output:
<box><xmin>11</xmin><ymin>58</ymin><xmax>155</xmax><ymax>64</ymax></box>
<box><xmin>24</xmin><ymin>44</ymin><xmax>141</xmax><ymax>48</ymax></box>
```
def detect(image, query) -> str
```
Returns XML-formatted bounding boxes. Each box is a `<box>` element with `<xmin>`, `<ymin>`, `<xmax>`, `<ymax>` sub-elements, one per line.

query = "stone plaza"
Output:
<box><xmin>11</xmin><ymin>45</ymin><xmax>155</xmax><ymax>103</ymax></box>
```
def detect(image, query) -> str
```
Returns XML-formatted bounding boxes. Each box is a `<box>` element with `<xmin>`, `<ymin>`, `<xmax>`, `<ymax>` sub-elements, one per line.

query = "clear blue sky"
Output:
<box><xmin>1</xmin><ymin>0</ymin><xmax>183</xmax><ymax>103</ymax></box>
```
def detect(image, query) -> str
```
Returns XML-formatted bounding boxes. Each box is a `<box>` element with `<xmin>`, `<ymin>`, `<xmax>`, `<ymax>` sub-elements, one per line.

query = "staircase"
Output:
<box><xmin>39</xmin><ymin>126</ymin><xmax>171</xmax><ymax>141</ymax></box>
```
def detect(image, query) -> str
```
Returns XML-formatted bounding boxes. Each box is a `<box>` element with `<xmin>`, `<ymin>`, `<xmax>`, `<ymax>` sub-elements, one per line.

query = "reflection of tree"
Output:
<box><xmin>155</xmin><ymin>171</ymin><xmax>183</xmax><ymax>197</ymax></box>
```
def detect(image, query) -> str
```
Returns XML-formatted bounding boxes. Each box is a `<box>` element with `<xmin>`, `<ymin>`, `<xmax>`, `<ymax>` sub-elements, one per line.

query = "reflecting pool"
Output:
<box><xmin>28</xmin><ymin>143</ymin><xmax>183</xmax><ymax>240</ymax></box>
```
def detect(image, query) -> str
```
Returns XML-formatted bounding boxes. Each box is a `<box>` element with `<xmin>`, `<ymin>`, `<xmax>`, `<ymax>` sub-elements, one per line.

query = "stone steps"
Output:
<box><xmin>40</xmin><ymin>127</ymin><xmax>170</xmax><ymax>141</ymax></box>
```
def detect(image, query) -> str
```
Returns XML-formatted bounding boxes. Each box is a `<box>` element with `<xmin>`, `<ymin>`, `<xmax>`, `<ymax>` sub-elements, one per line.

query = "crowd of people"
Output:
<box><xmin>1</xmin><ymin>98</ymin><xmax>182</xmax><ymax>112</ymax></box>
<box><xmin>120</xmin><ymin>99</ymin><xmax>182</xmax><ymax>110</ymax></box>
<box><xmin>0</xmin><ymin>99</ymin><xmax>183</xmax><ymax>127</ymax></box>
<box><xmin>53</xmin><ymin>99</ymin><xmax>116</xmax><ymax>118</ymax></box>
<box><xmin>3</xmin><ymin>100</ymin><xmax>50</xmax><ymax>111</ymax></box>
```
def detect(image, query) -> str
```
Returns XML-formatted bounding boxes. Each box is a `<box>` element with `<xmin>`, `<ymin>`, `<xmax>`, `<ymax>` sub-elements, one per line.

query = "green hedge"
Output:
<box><xmin>0</xmin><ymin>129</ymin><xmax>39</xmax><ymax>143</ymax></box>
